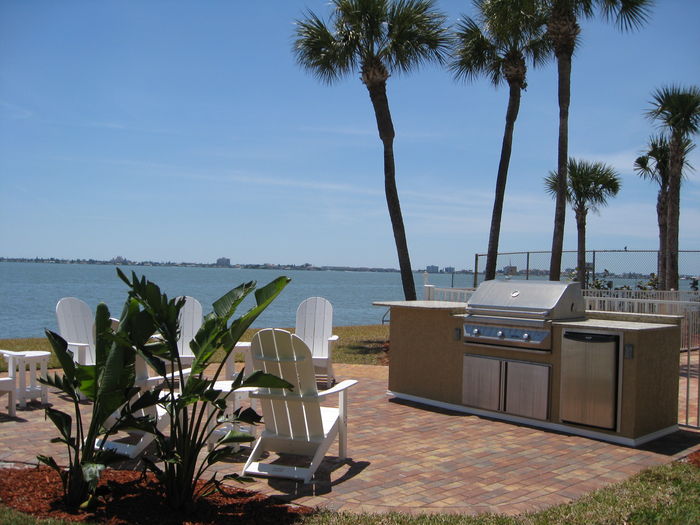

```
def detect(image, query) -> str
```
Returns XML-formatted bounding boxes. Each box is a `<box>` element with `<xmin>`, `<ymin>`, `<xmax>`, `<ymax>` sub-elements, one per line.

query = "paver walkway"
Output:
<box><xmin>1</xmin><ymin>363</ymin><xmax>699</xmax><ymax>516</ymax></box>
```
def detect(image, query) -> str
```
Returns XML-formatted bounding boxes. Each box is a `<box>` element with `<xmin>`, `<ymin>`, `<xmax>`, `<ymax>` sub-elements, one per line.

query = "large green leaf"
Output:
<box><xmin>241</xmin><ymin>370</ymin><xmax>294</xmax><ymax>390</ymax></box>
<box><xmin>39</xmin><ymin>372</ymin><xmax>75</xmax><ymax>398</ymax></box>
<box><xmin>206</xmin><ymin>446</ymin><xmax>240</xmax><ymax>466</ymax></box>
<box><xmin>46</xmin><ymin>407</ymin><xmax>73</xmax><ymax>444</ymax></box>
<box><xmin>223</xmin><ymin>277</ymin><xmax>290</xmax><ymax>349</ymax></box>
<box><xmin>216</xmin><ymin>429</ymin><xmax>257</xmax><ymax>445</ymax></box>
<box><xmin>212</xmin><ymin>281</ymin><xmax>255</xmax><ymax>319</ymax></box>
<box><xmin>74</xmin><ymin>364</ymin><xmax>98</xmax><ymax>401</ymax></box>
<box><xmin>44</xmin><ymin>330</ymin><xmax>75</xmax><ymax>380</ymax></box>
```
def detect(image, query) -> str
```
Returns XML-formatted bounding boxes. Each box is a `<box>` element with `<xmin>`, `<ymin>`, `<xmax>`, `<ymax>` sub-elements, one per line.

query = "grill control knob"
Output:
<box><xmin>496</xmin><ymin>330</ymin><xmax>504</xmax><ymax>338</ymax></box>
<box><xmin>522</xmin><ymin>333</ymin><xmax>530</xmax><ymax>341</ymax></box>
<box><xmin>472</xmin><ymin>328</ymin><xmax>480</xmax><ymax>336</ymax></box>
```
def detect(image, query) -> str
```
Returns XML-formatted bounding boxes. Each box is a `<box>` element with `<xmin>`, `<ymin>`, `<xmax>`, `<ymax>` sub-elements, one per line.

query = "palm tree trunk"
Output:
<box><xmin>366</xmin><ymin>81</ymin><xmax>417</xmax><ymax>300</ymax></box>
<box><xmin>576</xmin><ymin>208</ymin><xmax>586</xmax><ymax>287</ymax></box>
<box><xmin>549</xmin><ymin>51</ymin><xmax>572</xmax><ymax>282</ymax></box>
<box><xmin>666</xmin><ymin>134</ymin><xmax>682</xmax><ymax>290</ymax></box>
<box><xmin>485</xmin><ymin>81</ymin><xmax>522</xmax><ymax>281</ymax></box>
<box><xmin>656</xmin><ymin>188</ymin><xmax>667</xmax><ymax>290</ymax></box>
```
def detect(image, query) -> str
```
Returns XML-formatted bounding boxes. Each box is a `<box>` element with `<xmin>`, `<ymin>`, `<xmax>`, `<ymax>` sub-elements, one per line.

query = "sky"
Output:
<box><xmin>1</xmin><ymin>0</ymin><xmax>699</xmax><ymax>272</ymax></box>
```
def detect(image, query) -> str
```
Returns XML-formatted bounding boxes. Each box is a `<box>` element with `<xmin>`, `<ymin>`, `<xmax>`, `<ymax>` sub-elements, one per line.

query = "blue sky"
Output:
<box><xmin>1</xmin><ymin>0</ymin><xmax>698</xmax><ymax>271</ymax></box>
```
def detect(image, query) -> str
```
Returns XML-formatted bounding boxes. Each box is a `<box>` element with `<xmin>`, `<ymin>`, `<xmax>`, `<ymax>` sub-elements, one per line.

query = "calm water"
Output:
<box><xmin>0</xmin><ymin>262</ymin><xmax>476</xmax><ymax>339</ymax></box>
<box><xmin>1</xmin><ymin>262</ymin><xmax>692</xmax><ymax>339</ymax></box>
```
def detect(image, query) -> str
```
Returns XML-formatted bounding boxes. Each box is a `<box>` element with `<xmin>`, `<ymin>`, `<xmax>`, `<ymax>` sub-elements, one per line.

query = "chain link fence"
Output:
<box><xmin>472</xmin><ymin>250</ymin><xmax>699</xmax><ymax>291</ymax></box>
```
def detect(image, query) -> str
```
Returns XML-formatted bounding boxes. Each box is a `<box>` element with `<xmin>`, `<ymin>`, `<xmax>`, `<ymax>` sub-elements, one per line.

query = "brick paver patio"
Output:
<box><xmin>1</xmin><ymin>362</ymin><xmax>699</xmax><ymax>516</ymax></box>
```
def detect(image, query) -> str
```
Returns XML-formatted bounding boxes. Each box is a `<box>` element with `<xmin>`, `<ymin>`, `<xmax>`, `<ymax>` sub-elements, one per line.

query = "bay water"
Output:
<box><xmin>1</xmin><ymin>262</ymin><xmax>691</xmax><ymax>340</ymax></box>
<box><xmin>0</xmin><ymin>262</ymin><xmax>474</xmax><ymax>339</ymax></box>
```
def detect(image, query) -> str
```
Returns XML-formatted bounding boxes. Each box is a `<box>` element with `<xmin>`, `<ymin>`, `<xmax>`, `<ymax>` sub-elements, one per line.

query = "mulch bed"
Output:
<box><xmin>688</xmin><ymin>450</ymin><xmax>700</xmax><ymax>469</ymax></box>
<box><xmin>0</xmin><ymin>466</ymin><xmax>314</xmax><ymax>524</ymax></box>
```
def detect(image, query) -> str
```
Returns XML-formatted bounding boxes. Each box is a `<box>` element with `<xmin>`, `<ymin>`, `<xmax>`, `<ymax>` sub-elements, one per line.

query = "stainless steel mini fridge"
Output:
<box><xmin>560</xmin><ymin>331</ymin><xmax>619</xmax><ymax>430</ymax></box>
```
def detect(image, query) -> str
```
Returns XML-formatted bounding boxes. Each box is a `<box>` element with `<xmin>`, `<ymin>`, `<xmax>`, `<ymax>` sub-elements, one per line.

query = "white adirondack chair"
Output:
<box><xmin>295</xmin><ymin>297</ymin><xmax>338</xmax><ymax>388</ymax></box>
<box><xmin>176</xmin><ymin>296</ymin><xmax>203</xmax><ymax>368</ymax></box>
<box><xmin>56</xmin><ymin>297</ymin><xmax>95</xmax><ymax>366</ymax></box>
<box><xmin>242</xmin><ymin>328</ymin><xmax>358</xmax><ymax>483</ymax></box>
<box><xmin>0</xmin><ymin>370</ymin><xmax>17</xmax><ymax>417</ymax></box>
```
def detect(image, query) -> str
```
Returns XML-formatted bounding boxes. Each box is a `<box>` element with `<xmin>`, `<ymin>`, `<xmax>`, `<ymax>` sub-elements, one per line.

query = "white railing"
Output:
<box><xmin>423</xmin><ymin>285</ymin><xmax>475</xmax><ymax>302</ymax></box>
<box><xmin>584</xmin><ymin>288</ymin><xmax>700</xmax><ymax>303</ymax></box>
<box><xmin>584</xmin><ymin>294</ymin><xmax>699</xmax><ymax>353</ymax></box>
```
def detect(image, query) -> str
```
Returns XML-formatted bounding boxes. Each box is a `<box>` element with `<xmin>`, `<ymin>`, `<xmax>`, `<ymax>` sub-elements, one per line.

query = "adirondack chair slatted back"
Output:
<box><xmin>251</xmin><ymin>329</ymin><xmax>324</xmax><ymax>441</ymax></box>
<box><xmin>176</xmin><ymin>296</ymin><xmax>203</xmax><ymax>361</ymax></box>
<box><xmin>295</xmin><ymin>297</ymin><xmax>333</xmax><ymax>360</ymax></box>
<box><xmin>56</xmin><ymin>297</ymin><xmax>95</xmax><ymax>365</ymax></box>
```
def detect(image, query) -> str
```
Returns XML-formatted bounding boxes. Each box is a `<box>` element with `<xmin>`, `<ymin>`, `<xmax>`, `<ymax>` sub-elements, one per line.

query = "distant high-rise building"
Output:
<box><xmin>444</xmin><ymin>266</ymin><xmax>455</xmax><ymax>274</ymax></box>
<box><xmin>503</xmin><ymin>265</ymin><xmax>517</xmax><ymax>275</ymax></box>
<box><xmin>426</xmin><ymin>265</ymin><xmax>439</xmax><ymax>274</ymax></box>
<box><xmin>216</xmin><ymin>257</ymin><xmax>231</xmax><ymax>267</ymax></box>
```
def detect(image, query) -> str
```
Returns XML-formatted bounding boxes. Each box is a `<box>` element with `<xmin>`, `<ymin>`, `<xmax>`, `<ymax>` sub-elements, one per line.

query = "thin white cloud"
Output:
<box><xmin>0</xmin><ymin>100</ymin><xmax>33</xmax><ymax>120</ymax></box>
<box><xmin>571</xmin><ymin>148</ymin><xmax>640</xmax><ymax>175</ymax></box>
<box><xmin>299</xmin><ymin>125</ymin><xmax>375</xmax><ymax>136</ymax></box>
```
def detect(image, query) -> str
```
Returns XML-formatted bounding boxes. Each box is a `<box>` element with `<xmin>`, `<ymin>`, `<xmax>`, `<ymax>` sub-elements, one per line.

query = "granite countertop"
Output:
<box><xmin>554</xmin><ymin>317</ymin><xmax>674</xmax><ymax>331</ymax></box>
<box><xmin>373</xmin><ymin>300</ymin><xmax>468</xmax><ymax>310</ymax></box>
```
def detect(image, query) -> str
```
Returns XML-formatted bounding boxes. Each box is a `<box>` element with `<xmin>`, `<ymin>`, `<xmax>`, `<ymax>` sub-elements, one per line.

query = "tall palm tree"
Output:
<box><xmin>451</xmin><ymin>0</ymin><xmax>549</xmax><ymax>281</ymax></box>
<box><xmin>545</xmin><ymin>158</ymin><xmax>621</xmax><ymax>286</ymax></box>
<box><xmin>541</xmin><ymin>0</ymin><xmax>652</xmax><ymax>281</ymax></box>
<box><xmin>293</xmin><ymin>0</ymin><xmax>450</xmax><ymax>300</ymax></box>
<box><xmin>645</xmin><ymin>85</ymin><xmax>700</xmax><ymax>290</ymax></box>
<box><xmin>634</xmin><ymin>134</ymin><xmax>694</xmax><ymax>290</ymax></box>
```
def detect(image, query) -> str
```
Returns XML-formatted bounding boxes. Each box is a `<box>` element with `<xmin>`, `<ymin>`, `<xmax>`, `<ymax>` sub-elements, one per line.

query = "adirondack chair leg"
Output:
<box><xmin>6</xmin><ymin>390</ymin><xmax>16</xmax><ymax>418</ymax></box>
<box><xmin>338</xmin><ymin>390</ymin><xmax>348</xmax><ymax>459</ymax></box>
<box><xmin>242</xmin><ymin>436</ymin><xmax>266</xmax><ymax>475</ymax></box>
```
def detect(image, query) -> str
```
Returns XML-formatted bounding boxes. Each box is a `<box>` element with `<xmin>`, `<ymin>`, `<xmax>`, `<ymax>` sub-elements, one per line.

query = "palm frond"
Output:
<box><xmin>451</xmin><ymin>17</ymin><xmax>501</xmax><ymax>85</ymax></box>
<box><xmin>383</xmin><ymin>0</ymin><xmax>451</xmax><ymax>74</ymax></box>
<box><xmin>646</xmin><ymin>85</ymin><xmax>700</xmax><ymax>137</ymax></box>
<box><xmin>451</xmin><ymin>0</ymin><xmax>549</xmax><ymax>86</ymax></box>
<box><xmin>566</xmin><ymin>158</ymin><xmax>621</xmax><ymax>214</ymax></box>
<box><xmin>293</xmin><ymin>10</ymin><xmax>356</xmax><ymax>84</ymax></box>
<box><xmin>599</xmin><ymin>0</ymin><xmax>653</xmax><ymax>32</ymax></box>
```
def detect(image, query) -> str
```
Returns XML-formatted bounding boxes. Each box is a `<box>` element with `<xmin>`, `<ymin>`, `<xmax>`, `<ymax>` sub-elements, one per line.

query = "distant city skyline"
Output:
<box><xmin>1</xmin><ymin>1</ymin><xmax>698</xmax><ymax>270</ymax></box>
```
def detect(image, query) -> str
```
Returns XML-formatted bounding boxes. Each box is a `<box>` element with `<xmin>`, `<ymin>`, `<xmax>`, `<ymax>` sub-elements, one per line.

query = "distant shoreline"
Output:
<box><xmin>0</xmin><ymin>257</ymin><xmax>475</xmax><ymax>275</ymax></box>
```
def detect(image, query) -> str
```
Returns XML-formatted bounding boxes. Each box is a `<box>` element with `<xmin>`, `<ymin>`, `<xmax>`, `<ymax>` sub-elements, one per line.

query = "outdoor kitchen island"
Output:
<box><xmin>375</xmin><ymin>281</ymin><xmax>682</xmax><ymax>447</ymax></box>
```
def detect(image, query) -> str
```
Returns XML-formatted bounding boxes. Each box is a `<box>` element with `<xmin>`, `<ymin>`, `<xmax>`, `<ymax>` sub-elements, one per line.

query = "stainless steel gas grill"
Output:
<box><xmin>378</xmin><ymin>277</ymin><xmax>681</xmax><ymax>446</ymax></box>
<box><xmin>463</xmin><ymin>280</ymin><xmax>586</xmax><ymax>351</ymax></box>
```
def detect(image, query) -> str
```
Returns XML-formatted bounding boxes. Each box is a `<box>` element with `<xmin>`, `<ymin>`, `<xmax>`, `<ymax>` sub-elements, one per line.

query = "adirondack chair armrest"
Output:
<box><xmin>65</xmin><ymin>342</ymin><xmax>91</xmax><ymax>363</ymax></box>
<box><xmin>317</xmin><ymin>379</ymin><xmax>358</xmax><ymax>398</ymax></box>
<box><xmin>328</xmin><ymin>335</ymin><xmax>339</xmax><ymax>343</ymax></box>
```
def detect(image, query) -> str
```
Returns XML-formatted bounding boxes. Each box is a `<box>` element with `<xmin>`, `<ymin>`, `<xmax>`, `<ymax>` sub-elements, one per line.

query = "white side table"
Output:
<box><xmin>1</xmin><ymin>350</ymin><xmax>50</xmax><ymax>408</ymax></box>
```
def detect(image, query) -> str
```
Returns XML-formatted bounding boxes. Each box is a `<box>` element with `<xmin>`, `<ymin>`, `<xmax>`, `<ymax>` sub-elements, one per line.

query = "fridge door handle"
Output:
<box><xmin>563</xmin><ymin>331</ymin><xmax>618</xmax><ymax>344</ymax></box>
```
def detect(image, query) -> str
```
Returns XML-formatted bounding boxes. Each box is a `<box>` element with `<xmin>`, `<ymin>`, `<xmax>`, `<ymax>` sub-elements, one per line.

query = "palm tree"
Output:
<box><xmin>541</xmin><ymin>0</ymin><xmax>652</xmax><ymax>281</ymax></box>
<box><xmin>634</xmin><ymin>134</ymin><xmax>694</xmax><ymax>290</ymax></box>
<box><xmin>451</xmin><ymin>0</ymin><xmax>549</xmax><ymax>281</ymax></box>
<box><xmin>545</xmin><ymin>158</ymin><xmax>621</xmax><ymax>286</ymax></box>
<box><xmin>645</xmin><ymin>85</ymin><xmax>700</xmax><ymax>290</ymax></box>
<box><xmin>293</xmin><ymin>0</ymin><xmax>450</xmax><ymax>300</ymax></box>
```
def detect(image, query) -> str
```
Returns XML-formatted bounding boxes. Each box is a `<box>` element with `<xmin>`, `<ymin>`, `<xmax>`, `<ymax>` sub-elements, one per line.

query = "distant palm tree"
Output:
<box><xmin>545</xmin><ymin>158</ymin><xmax>621</xmax><ymax>286</ymax></box>
<box><xmin>645</xmin><ymin>85</ymin><xmax>700</xmax><ymax>290</ymax></box>
<box><xmin>451</xmin><ymin>0</ymin><xmax>549</xmax><ymax>281</ymax></box>
<box><xmin>634</xmin><ymin>134</ymin><xmax>694</xmax><ymax>290</ymax></box>
<box><xmin>541</xmin><ymin>0</ymin><xmax>652</xmax><ymax>281</ymax></box>
<box><xmin>293</xmin><ymin>0</ymin><xmax>450</xmax><ymax>301</ymax></box>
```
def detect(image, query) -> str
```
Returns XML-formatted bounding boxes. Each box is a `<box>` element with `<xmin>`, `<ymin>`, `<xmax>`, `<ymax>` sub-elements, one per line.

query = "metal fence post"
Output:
<box><xmin>473</xmin><ymin>253</ymin><xmax>479</xmax><ymax>288</ymax></box>
<box><xmin>526</xmin><ymin>252</ymin><xmax>530</xmax><ymax>280</ymax></box>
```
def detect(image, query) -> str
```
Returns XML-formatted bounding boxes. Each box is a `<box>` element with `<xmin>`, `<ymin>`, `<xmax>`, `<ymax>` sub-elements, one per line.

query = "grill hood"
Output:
<box><xmin>466</xmin><ymin>280</ymin><xmax>585</xmax><ymax>321</ymax></box>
